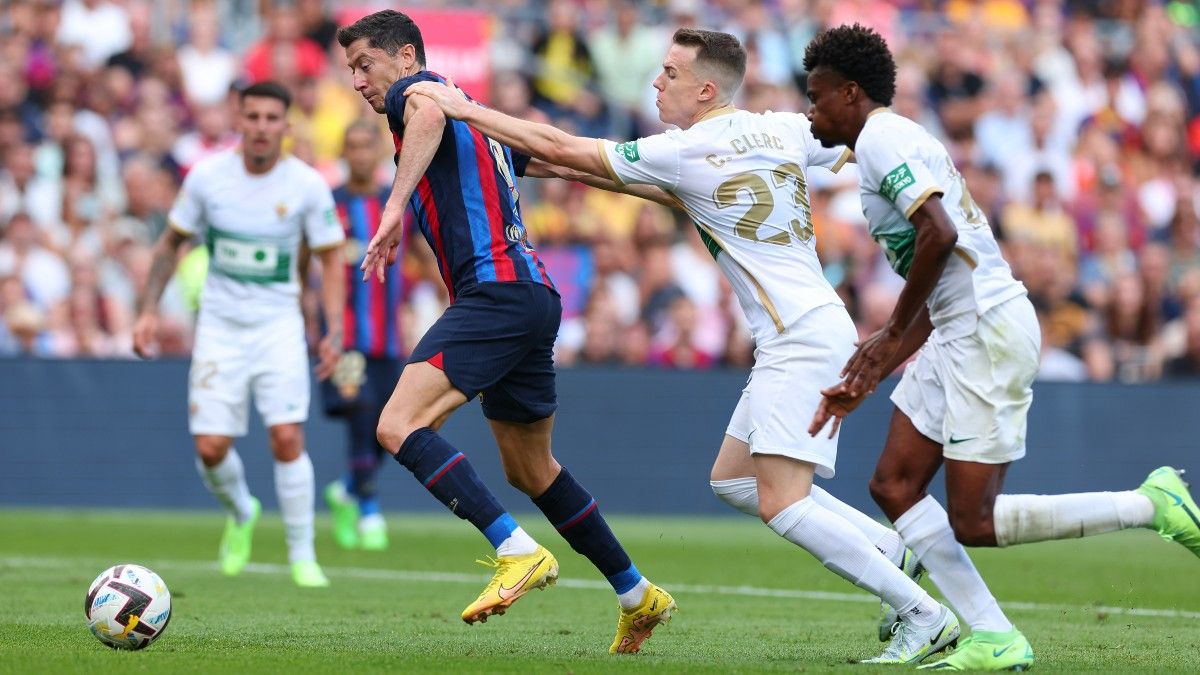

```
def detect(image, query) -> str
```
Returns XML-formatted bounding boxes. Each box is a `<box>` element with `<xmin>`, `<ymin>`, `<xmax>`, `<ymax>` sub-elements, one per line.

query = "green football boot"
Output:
<box><xmin>878</xmin><ymin>547</ymin><xmax>926</xmax><ymax>641</ymax></box>
<box><xmin>358</xmin><ymin>514</ymin><xmax>389</xmax><ymax>551</ymax></box>
<box><xmin>219</xmin><ymin>497</ymin><xmax>261</xmax><ymax>576</ymax></box>
<box><xmin>918</xmin><ymin>629</ymin><xmax>1034</xmax><ymax>671</ymax></box>
<box><xmin>1137</xmin><ymin>466</ymin><xmax>1200</xmax><ymax>557</ymax></box>
<box><xmin>291</xmin><ymin>560</ymin><xmax>331</xmax><ymax>588</ymax></box>
<box><xmin>324</xmin><ymin>481</ymin><xmax>360</xmax><ymax>550</ymax></box>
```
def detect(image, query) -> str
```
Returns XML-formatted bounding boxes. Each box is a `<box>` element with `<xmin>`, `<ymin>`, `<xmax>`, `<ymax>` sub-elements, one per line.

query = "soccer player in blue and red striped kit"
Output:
<box><xmin>321</xmin><ymin>119</ymin><xmax>406</xmax><ymax>552</ymax></box>
<box><xmin>337</xmin><ymin>10</ymin><xmax>675</xmax><ymax>653</ymax></box>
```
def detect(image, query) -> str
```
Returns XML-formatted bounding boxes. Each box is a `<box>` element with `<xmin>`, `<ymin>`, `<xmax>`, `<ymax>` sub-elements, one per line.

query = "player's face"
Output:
<box><xmin>805</xmin><ymin>67</ymin><xmax>850</xmax><ymax>148</ymax></box>
<box><xmin>652</xmin><ymin>44</ymin><xmax>706</xmax><ymax>128</ymax></box>
<box><xmin>343</xmin><ymin>127</ymin><xmax>378</xmax><ymax>182</ymax></box>
<box><xmin>345</xmin><ymin>38</ymin><xmax>411</xmax><ymax>114</ymax></box>
<box><xmin>238</xmin><ymin>95</ymin><xmax>289</xmax><ymax>164</ymax></box>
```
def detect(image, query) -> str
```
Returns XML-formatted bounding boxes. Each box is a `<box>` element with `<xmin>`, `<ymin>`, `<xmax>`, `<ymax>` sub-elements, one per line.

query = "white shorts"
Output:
<box><xmin>891</xmin><ymin>295</ymin><xmax>1040</xmax><ymax>464</ymax></box>
<box><xmin>188</xmin><ymin>312</ymin><xmax>310</xmax><ymax>437</ymax></box>
<box><xmin>726</xmin><ymin>304</ymin><xmax>856</xmax><ymax>479</ymax></box>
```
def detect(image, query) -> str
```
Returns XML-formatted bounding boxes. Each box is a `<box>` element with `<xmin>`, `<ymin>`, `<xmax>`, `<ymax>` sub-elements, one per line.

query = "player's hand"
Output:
<box><xmin>132</xmin><ymin>313</ymin><xmax>158</xmax><ymax>359</ymax></box>
<box><xmin>361</xmin><ymin>206</ymin><xmax>404</xmax><ymax>282</ymax></box>
<box><xmin>807</xmin><ymin>382</ymin><xmax>867</xmax><ymax>439</ymax></box>
<box><xmin>839</xmin><ymin>328</ymin><xmax>901</xmax><ymax>398</ymax></box>
<box><xmin>315</xmin><ymin>333</ymin><xmax>342</xmax><ymax>381</ymax></box>
<box><xmin>404</xmin><ymin>79</ymin><xmax>470</xmax><ymax>119</ymax></box>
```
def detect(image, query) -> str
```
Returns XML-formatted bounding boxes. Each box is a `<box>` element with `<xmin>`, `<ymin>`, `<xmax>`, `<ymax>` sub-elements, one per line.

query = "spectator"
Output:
<box><xmin>56</xmin><ymin>0</ymin><xmax>132</xmax><ymax>72</ymax></box>
<box><xmin>177</xmin><ymin>4</ymin><xmax>238</xmax><ymax>106</ymax></box>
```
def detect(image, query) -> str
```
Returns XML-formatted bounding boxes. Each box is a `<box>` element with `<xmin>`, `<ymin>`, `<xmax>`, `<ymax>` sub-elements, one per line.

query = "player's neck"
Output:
<box><xmin>683</xmin><ymin>101</ymin><xmax>734</xmax><ymax>130</ymax></box>
<box><xmin>347</xmin><ymin>177</ymin><xmax>376</xmax><ymax>194</ymax></box>
<box><xmin>243</xmin><ymin>153</ymin><xmax>281</xmax><ymax>175</ymax></box>
<box><xmin>847</xmin><ymin>103</ymin><xmax>888</xmax><ymax>150</ymax></box>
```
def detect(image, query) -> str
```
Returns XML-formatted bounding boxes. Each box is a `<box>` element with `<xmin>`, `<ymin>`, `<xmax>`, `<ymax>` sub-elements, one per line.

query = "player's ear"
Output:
<box><xmin>401</xmin><ymin>43</ymin><xmax>417</xmax><ymax>69</ymax></box>
<box><xmin>699</xmin><ymin>79</ymin><xmax>717</xmax><ymax>103</ymax></box>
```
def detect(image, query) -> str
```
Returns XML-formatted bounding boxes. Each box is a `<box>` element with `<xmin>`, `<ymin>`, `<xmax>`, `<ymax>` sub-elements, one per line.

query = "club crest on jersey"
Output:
<box><xmin>615</xmin><ymin>141</ymin><xmax>640</xmax><ymax>163</ymax></box>
<box><xmin>880</xmin><ymin>163</ymin><xmax>915</xmax><ymax>203</ymax></box>
<box><xmin>506</xmin><ymin>223</ymin><xmax>535</xmax><ymax>251</ymax></box>
<box><xmin>275</xmin><ymin>202</ymin><xmax>288</xmax><ymax>219</ymax></box>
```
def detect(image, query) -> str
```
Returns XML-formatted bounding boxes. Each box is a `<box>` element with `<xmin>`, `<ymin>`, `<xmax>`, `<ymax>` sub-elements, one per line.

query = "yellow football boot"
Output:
<box><xmin>461</xmin><ymin>545</ymin><xmax>558</xmax><ymax>624</ymax></box>
<box><xmin>609</xmin><ymin>584</ymin><xmax>677</xmax><ymax>654</ymax></box>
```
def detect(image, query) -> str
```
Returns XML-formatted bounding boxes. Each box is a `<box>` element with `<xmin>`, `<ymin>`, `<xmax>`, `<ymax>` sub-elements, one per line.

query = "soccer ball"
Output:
<box><xmin>84</xmin><ymin>564</ymin><xmax>172</xmax><ymax>650</ymax></box>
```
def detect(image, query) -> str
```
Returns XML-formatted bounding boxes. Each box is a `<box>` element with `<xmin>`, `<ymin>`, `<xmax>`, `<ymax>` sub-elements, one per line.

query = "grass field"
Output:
<box><xmin>1</xmin><ymin>509</ymin><xmax>1198</xmax><ymax>673</ymax></box>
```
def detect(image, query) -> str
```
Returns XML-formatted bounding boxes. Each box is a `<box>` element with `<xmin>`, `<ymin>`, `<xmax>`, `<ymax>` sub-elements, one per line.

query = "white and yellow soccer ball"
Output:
<box><xmin>84</xmin><ymin>564</ymin><xmax>172</xmax><ymax>650</ymax></box>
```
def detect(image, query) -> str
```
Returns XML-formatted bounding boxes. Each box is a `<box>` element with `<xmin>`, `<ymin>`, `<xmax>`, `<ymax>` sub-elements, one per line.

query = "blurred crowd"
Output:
<box><xmin>1</xmin><ymin>0</ymin><xmax>1199</xmax><ymax>383</ymax></box>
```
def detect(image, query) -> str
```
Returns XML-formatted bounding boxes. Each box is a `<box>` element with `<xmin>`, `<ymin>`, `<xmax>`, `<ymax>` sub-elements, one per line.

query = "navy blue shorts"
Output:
<box><xmin>408</xmin><ymin>282</ymin><xmax>560</xmax><ymax>423</ymax></box>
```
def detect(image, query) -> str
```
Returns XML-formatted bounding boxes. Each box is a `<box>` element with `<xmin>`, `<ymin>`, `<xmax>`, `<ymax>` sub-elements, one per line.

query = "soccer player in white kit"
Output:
<box><xmin>803</xmin><ymin>25</ymin><xmax>1200</xmax><ymax>670</ymax></box>
<box><xmin>406</xmin><ymin>29</ymin><xmax>963</xmax><ymax>664</ymax></box>
<box><xmin>133</xmin><ymin>82</ymin><xmax>347</xmax><ymax>588</ymax></box>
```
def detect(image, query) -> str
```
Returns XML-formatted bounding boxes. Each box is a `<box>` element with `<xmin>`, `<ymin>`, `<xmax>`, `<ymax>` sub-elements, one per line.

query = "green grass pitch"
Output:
<box><xmin>1</xmin><ymin>509</ymin><xmax>1198</xmax><ymax>673</ymax></box>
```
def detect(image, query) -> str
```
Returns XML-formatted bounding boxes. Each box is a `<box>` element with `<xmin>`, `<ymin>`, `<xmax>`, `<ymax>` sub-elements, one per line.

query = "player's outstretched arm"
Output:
<box><xmin>132</xmin><ymin>227</ymin><xmax>189</xmax><ymax>358</ymax></box>
<box><xmin>405</xmin><ymin>80</ymin><xmax>607</xmax><ymax>179</ymax></box>
<box><xmin>840</xmin><ymin>197</ymin><xmax>957</xmax><ymax>397</ymax></box>
<box><xmin>313</xmin><ymin>245</ymin><xmax>345</xmax><ymax>381</ymax></box>
<box><xmin>363</xmin><ymin>95</ymin><xmax>444</xmax><ymax>282</ymax></box>
<box><xmin>525</xmin><ymin>158</ymin><xmax>680</xmax><ymax>209</ymax></box>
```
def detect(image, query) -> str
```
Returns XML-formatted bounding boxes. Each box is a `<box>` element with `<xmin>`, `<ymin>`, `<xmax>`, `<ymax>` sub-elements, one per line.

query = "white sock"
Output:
<box><xmin>809</xmin><ymin>485</ymin><xmax>906</xmax><ymax>566</ymax></box>
<box><xmin>496</xmin><ymin>526</ymin><xmax>539</xmax><ymax>557</ymax></box>
<box><xmin>767</xmin><ymin>497</ymin><xmax>940</xmax><ymax>626</ymax></box>
<box><xmin>196</xmin><ymin>448</ymin><xmax>255</xmax><ymax>524</ymax></box>
<box><xmin>711</xmin><ymin>477</ymin><xmax>759</xmax><ymax>516</ymax></box>
<box><xmin>895</xmin><ymin>495</ymin><xmax>1012</xmax><ymax>632</ymax></box>
<box><xmin>358</xmin><ymin>513</ymin><xmax>386</xmax><ymax>531</ymax></box>
<box><xmin>617</xmin><ymin>576</ymin><xmax>652</xmax><ymax>610</ymax></box>
<box><xmin>274</xmin><ymin>452</ymin><xmax>316</xmax><ymax>564</ymax></box>
<box><xmin>993</xmin><ymin>492</ymin><xmax>1154</xmax><ymax>546</ymax></box>
<box><xmin>711</xmin><ymin>479</ymin><xmax>906</xmax><ymax>566</ymax></box>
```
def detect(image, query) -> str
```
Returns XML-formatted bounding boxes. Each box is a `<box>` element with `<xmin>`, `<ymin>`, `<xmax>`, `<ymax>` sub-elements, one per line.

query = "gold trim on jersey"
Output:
<box><xmin>697</xmin><ymin>105</ymin><xmax>738</xmax><ymax>123</ymax></box>
<box><xmin>689</xmin><ymin>217</ymin><xmax>786</xmax><ymax>334</ymax></box>
<box><xmin>903</xmin><ymin>186</ymin><xmax>944</xmax><ymax>219</ymax></box>
<box><xmin>167</xmin><ymin>218</ymin><xmax>192</xmax><ymax>237</ymax></box>
<box><xmin>596</xmin><ymin>139</ymin><xmax>625</xmax><ymax>186</ymax></box>
<box><xmin>953</xmin><ymin>246</ymin><xmax>978</xmax><ymax>269</ymax></box>
<box><xmin>830</xmin><ymin>148</ymin><xmax>854</xmax><ymax>174</ymax></box>
<box><xmin>867</xmin><ymin>107</ymin><xmax>892</xmax><ymax>118</ymax></box>
<box><xmin>661</xmin><ymin>187</ymin><xmax>689</xmax><ymax>212</ymax></box>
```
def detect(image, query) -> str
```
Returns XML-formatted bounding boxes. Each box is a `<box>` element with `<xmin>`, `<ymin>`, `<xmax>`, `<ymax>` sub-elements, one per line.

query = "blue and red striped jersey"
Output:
<box><xmin>333</xmin><ymin>184</ymin><xmax>406</xmax><ymax>359</ymax></box>
<box><xmin>385</xmin><ymin>71</ymin><xmax>554</xmax><ymax>302</ymax></box>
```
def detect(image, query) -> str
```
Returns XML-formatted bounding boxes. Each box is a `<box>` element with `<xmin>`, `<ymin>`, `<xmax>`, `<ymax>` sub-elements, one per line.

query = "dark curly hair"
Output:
<box><xmin>802</xmin><ymin>24</ymin><xmax>896</xmax><ymax>106</ymax></box>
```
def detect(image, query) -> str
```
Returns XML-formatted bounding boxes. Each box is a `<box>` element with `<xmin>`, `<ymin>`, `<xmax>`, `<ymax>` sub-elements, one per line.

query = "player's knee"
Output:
<box><xmin>268</xmin><ymin>424</ymin><xmax>304</xmax><ymax>460</ymax></box>
<box><xmin>377</xmin><ymin>418</ymin><xmax>421</xmax><ymax>455</ymax></box>
<box><xmin>948</xmin><ymin>511</ymin><xmax>997</xmax><ymax>547</ymax></box>
<box><xmin>868</xmin><ymin>474</ymin><xmax>900</xmax><ymax>509</ymax></box>
<box><xmin>193</xmin><ymin>436</ymin><xmax>231</xmax><ymax>467</ymax></box>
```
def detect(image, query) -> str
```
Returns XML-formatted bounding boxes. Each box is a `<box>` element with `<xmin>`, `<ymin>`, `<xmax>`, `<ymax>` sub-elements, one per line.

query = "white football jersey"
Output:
<box><xmin>169</xmin><ymin>149</ymin><xmax>344</xmax><ymax>325</ymax></box>
<box><xmin>848</xmin><ymin>109</ymin><xmax>1026</xmax><ymax>340</ymax></box>
<box><xmin>599</xmin><ymin>107</ymin><xmax>846</xmax><ymax>342</ymax></box>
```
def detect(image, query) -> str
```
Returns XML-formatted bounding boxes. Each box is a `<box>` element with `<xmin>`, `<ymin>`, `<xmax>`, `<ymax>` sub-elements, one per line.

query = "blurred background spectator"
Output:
<box><xmin>0</xmin><ymin>0</ymin><xmax>1198</xmax><ymax>384</ymax></box>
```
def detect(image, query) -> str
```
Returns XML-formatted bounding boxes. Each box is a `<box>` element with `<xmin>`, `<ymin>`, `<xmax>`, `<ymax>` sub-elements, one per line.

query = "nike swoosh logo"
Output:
<box><xmin>497</xmin><ymin>557</ymin><xmax>545</xmax><ymax>601</ymax></box>
<box><xmin>930</xmin><ymin>624</ymin><xmax>947</xmax><ymax>645</ymax></box>
<box><xmin>1153</xmin><ymin>486</ymin><xmax>1184</xmax><ymax>506</ymax></box>
<box><xmin>993</xmin><ymin>645</ymin><xmax>1012</xmax><ymax>657</ymax></box>
<box><xmin>947</xmin><ymin>437</ymin><xmax>975</xmax><ymax>445</ymax></box>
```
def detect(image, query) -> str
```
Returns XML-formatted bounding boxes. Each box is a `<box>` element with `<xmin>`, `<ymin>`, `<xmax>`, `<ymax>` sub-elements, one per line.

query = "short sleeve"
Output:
<box><xmin>598</xmin><ymin>132</ymin><xmax>682</xmax><ymax>190</ymax></box>
<box><xmin>856</xmin><ymin>127</ymin><xmax>943</xmax><ymax>218</ymax></box>
<box><xmin>511</xmin><ymin>151</ymin><xmax>531</xmax><ymax>177</ymax></box>
<box><xmin>301</xmin><ymin>172</ymin><xmax>344</xmax><ymax>252</ymax></box>
<box><xmin>167</xmin><ymin>166</ymin><xmax>205</xmax><ymax>236</ymax></box>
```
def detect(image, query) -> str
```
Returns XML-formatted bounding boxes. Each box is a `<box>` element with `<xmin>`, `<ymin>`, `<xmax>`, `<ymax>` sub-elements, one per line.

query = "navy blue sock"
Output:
<box><xmin>347</xmin><ymin>407</ymin><xmax>382</xmax><ymax>502</ymax></box>
<box><xmin>532</xmin><ymin>467</ymin><xmax>642</xmax><ymax>593</ymax></box>
<box><xmin>394</xmin><ymin>427</ymin><xmax>518</xmax><ymax>547</ymax></box>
